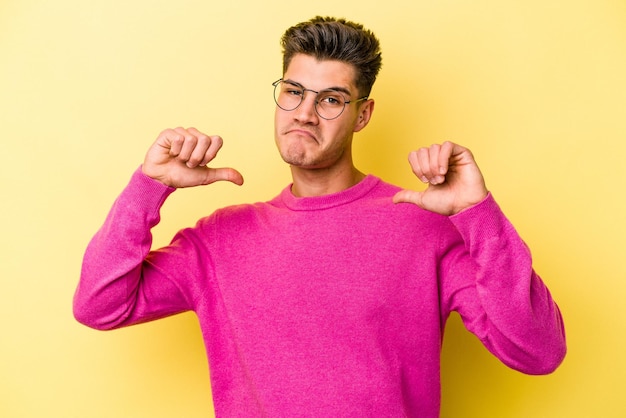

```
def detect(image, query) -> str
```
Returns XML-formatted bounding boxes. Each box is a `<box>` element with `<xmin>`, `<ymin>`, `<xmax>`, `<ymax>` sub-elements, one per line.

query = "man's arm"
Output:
<box><xmin>394</xmin><ymin>142</ymin><xmax>566</xmax><ymax>373</ymax></box>
<box><xmin>73</xmin><ymin>127</ymin><xmax>243</xmax><ymax>329</ymax></box>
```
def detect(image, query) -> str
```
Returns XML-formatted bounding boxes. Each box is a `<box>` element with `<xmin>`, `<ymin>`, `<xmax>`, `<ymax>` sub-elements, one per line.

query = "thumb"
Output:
<box><xmin>392</xmin><ymin>189</ymin><xmax>424</xmax><ymax>207</ymax></box>
<box><xmin>200</xmin><ymin>167</ymin><xmax>244</xmax><ymax>186</ymax></box>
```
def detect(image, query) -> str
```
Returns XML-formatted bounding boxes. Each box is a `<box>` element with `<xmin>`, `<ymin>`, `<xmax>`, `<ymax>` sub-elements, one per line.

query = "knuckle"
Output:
<box><xmin>211</xmin><ymin>135</ymin><xmax>224</xmax><ymax>147</ymax></box>
<box><xmin>184</xmin><ymin>134</ymin><xmax>198</xmax><ymax>145</ymax></box>
<box><xmin>188</xmin><ymin>155</ymin><xmax>202</xmax><ymax>165</ymax></box>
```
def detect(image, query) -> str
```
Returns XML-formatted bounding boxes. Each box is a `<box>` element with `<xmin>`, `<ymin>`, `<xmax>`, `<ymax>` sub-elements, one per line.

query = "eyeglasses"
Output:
<box><xmin>272</xmin><ymin>78</ymin><xmax>368</xmax><ymax>120</ymax></box>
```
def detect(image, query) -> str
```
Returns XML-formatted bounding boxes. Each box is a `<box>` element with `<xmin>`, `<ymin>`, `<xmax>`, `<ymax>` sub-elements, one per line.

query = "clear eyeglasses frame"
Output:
<box><xmin>272</xmin><ymin>78</ymin><xmax>369</xmax><ymax>120</ymax></box>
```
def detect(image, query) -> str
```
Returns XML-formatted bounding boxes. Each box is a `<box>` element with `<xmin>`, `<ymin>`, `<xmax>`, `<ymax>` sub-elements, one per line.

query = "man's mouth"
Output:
<box><xmin>285</xmin><ymin>128</ymin><xmax>318</xmax><ymax>142</ymax></box>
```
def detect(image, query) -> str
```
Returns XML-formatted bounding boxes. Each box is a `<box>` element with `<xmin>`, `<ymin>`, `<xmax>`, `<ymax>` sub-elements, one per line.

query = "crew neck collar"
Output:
<box><xmin>278</xmin><ymin>174</ymin><xmax>380</xmax><ymax>211</ymax></box>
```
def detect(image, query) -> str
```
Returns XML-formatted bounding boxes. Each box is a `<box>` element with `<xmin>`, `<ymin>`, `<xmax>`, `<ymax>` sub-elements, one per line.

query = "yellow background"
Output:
<box><xmin>1</xmin><ymin>0</ymin><xmax>625</xmax><ymax>417</ymax></box>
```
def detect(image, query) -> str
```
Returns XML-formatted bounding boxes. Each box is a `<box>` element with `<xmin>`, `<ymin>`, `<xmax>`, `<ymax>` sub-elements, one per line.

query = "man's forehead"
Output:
<box><xmin>284</xmin><ymin>54</ymin><xmax>357</xmax><ymax>91</ymax></box>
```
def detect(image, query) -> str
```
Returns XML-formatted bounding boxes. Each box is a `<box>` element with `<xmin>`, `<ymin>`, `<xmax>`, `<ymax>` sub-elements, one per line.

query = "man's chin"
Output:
<box><xmin>278</xmin><ymin>143</ymin><xmax>312</xmax><ymax>166</ymax></box>
<box><xmin>281</xmin><ymin>154</ymin><xmax>312</xmax><ymax>168</ymax></box>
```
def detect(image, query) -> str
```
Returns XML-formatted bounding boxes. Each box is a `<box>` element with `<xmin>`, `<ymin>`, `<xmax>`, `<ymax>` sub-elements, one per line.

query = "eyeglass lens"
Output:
<box><xmin>273</xmin><ymin>81</ymin><xmax>348</xmax><ymax>120</ymax></box>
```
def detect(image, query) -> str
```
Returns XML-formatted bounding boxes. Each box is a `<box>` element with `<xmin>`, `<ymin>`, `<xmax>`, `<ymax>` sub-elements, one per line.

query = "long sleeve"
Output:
<box><xmin>72</xmin><ymin>173</ymin><xmax>566</xmax><ymax>416</ymax></box>
<box><xmin>441</xmin><ymin>194</ymin><xmax>566</xmax><ymax>374</ymax></box>
<box><xmin>73</xmin><ymin>167</ymin><xmax>190</xmax><ymax>330</ymax></box>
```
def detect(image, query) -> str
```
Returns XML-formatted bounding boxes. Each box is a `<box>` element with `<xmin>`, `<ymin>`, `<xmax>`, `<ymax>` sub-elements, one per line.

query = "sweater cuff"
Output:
<box><xmin>128</xmin><ymin>165</ymin><xmax>177</xmax><ymax>210</ymax></box>
<box><xmin>448</xmin><ymin>192</ymin><xmax>509</xmax><ymax>243</ymax></box>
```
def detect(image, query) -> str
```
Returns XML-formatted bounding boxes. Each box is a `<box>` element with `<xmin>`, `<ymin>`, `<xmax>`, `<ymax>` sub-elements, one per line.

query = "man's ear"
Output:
<box><xmin>354</xmin><ymin>99</ymin><xmax>375</xmax><ymax>133</ymax></box>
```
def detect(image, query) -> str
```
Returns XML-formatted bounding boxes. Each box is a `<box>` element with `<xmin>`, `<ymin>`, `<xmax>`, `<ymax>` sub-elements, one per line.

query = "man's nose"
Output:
<box><xmin>293</xmin><ymin>91</ymin><xmax>319</xmax><ymax>123</ymax></box>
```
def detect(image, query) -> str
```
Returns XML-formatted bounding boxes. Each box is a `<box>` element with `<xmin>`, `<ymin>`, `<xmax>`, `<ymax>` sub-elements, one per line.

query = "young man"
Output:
<box><xmin>74</xmin><ymin>16</ymin><xmax>566</xmax><ymax>417</ymax></box>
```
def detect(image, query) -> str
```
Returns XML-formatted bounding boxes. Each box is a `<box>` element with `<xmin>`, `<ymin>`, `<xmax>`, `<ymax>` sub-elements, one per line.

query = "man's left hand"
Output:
<box><xmin>393</xmin><ymin>141</ymin><xmax>488</xmax><ymax>215</ymax></box>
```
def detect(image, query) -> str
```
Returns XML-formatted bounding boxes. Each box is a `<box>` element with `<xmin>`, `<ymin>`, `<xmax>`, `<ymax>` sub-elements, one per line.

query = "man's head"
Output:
<box><xmin>280</xmin><ymin>16</ymin><xmax>382</xmax><ymax>97</ymax></box>
<box><xmin>273</xmin><ymin>17</ymin><xmax>380</xmax><ymax>178</ymax></box>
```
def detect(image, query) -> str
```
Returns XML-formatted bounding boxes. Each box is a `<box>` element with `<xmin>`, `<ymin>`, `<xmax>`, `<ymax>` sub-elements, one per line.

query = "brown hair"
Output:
<box><xmin>280</xmin><ymin>16</ymin><xmax>382</xmax><ymax>97</ymax></box>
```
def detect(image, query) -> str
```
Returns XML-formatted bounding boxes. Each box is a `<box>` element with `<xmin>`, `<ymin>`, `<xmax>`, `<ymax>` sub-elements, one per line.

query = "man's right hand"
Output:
<box><xmin>142</xmin><ymin>127</ymin><xmax>244</xmax><ymax>188</ymax></box>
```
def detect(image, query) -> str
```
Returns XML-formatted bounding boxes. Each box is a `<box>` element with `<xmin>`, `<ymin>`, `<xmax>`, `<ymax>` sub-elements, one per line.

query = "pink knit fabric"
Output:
<box><xmin>74</xmin><ymin>167</ymin><xmax>566</xmax><ymax>417</ymax></box>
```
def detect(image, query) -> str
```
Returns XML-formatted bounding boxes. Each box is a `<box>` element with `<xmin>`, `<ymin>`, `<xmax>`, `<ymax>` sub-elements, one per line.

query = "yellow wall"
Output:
<box><xmin>2</xmin><ymin>1</ymin><xmax>625</xmax><ymax>417</ymax></box>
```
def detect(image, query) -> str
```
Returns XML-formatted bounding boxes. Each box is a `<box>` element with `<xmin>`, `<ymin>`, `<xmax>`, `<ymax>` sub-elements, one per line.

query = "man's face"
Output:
<box><xmin>274</xmin><ymin>54</ymin><xmax>370</xmax><ymax>170</ymax></box>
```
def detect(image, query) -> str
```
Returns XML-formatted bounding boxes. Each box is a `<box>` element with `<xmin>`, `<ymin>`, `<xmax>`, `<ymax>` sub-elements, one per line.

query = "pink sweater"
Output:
<box><xmin>74</xmin><ymin>168</ymin><xmax>566</xmax><ymax>417</ymax></box>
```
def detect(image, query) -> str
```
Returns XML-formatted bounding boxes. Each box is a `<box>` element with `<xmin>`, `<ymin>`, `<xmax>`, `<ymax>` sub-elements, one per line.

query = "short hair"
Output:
<box><xmin>280</xmin><ymin>16</ymin><xmax>382</xmax><ymax>97</ymax></box>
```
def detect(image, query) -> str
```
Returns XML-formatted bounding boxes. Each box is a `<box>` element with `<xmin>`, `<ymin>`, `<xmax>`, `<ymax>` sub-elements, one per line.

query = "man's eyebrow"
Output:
<box><xmin>283</xmin><ymin>79</ymin><xmax>353</xmax><ymax>96</ymax></box>
<box><xmin>325</xmin><ymin>85</ymin><xmax>352</xmax><ymax>96</ymax></box>
<box><xmin>282</xmin><ymin>79</ymin><xmax>304</xmax><ymax>88</ymax></box>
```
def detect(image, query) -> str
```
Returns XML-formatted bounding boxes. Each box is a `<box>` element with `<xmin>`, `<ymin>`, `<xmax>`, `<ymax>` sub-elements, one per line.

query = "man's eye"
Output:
<box><xmin>286</xmin><ymin>89</ymin><xmax>303</xmax><ymax>96</ymax></box>
<box><xmin>320</xmin><ymin>94</ymin><xmax>343</xmax><ymax>106</ymax></box>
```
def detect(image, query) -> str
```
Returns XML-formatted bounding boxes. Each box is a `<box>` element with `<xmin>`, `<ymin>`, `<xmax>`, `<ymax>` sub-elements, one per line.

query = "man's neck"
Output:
<box><xmin>289</xmin><ymin>165</ymin><xmax>366</xmax><ymax>197</ymax></box>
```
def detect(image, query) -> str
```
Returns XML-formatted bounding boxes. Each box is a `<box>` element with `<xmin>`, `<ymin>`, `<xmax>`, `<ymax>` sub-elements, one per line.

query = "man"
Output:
<box><xmin>74</xmin><ymin>16</ymin><xmax>566</xmax><ymax>417</ymax></box>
